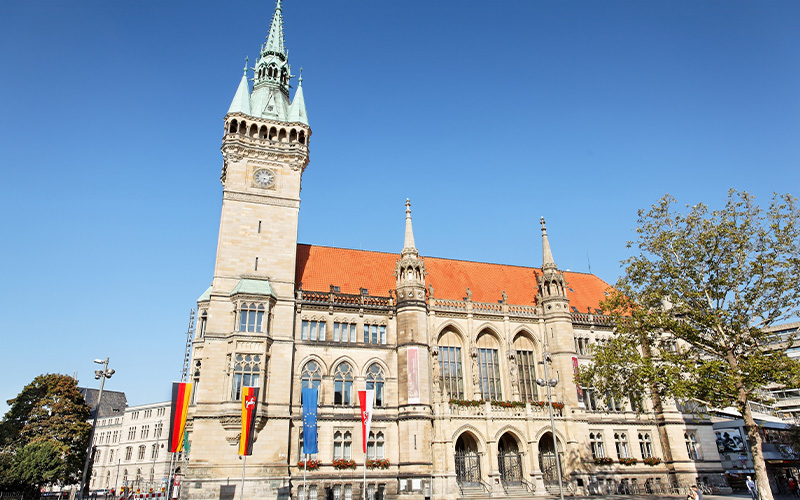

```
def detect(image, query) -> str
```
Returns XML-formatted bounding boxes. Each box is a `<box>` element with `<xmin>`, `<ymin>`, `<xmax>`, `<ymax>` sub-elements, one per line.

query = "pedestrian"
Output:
<box><xmin>791</xmin><ymin>477</ymin><xmax>800</xmax><ymax>498</ymax></box>
<box><xmin>688</xmin><ymin>485</ymin><xmax>703</xmax><ymax>500</ymax></box>
<box><xmin>746</xmin><ymin>476</ymin><xmax>758</xmax><ymax>500</ymax></box>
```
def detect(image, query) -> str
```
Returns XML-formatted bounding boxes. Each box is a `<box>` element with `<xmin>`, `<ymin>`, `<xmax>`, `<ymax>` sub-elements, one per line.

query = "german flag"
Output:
<box><xmin>239</xmin><ymin>387</ymin><xmax>259</xmax><ymax>456</ymax></box>
<box><xmin>168</xmin><ymin>382</ymin><xmax>192</xmax><ymax>453</ymax></box>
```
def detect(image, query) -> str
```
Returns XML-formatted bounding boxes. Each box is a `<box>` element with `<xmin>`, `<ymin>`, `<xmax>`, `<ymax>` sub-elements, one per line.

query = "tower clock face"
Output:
<box><xmin>253</xmin><ymin>169</ymin><xmax>275</xmax><ymax>188</ymax></box>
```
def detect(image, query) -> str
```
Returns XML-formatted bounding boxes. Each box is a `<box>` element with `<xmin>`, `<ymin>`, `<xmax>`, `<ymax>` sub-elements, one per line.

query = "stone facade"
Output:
<box><xmin>89</xmin><ymin>401</ymin><xmax>173</xmax><ymax>494</ymax></box>
<box><xmin>182</xmin><ymin>2</ymin><xmax>726</xmax><ymax>500</ymax></box>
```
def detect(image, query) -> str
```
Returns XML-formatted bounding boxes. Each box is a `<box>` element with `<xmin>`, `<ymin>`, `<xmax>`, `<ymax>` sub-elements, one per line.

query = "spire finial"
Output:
<box><xmin>403</xmin><ymin>198</ymin><xmax>416</xmax><ymax>253</ymax></box>
<box><xmin>264</xmin><ymin>0</ymin><xmax>286</xmax><ymax>55</ymax></box>
<box><xmin>299</xmin><ymin>67</ymin><xmax>303</xmax><ymax>84</ymax></box>
<box><xmin>243</xmin><ymin>56</ymin><xmax>249</xmax><ymax>75</ymax></box>
<box><xmin>541</xmin><ymin>216</ymin><xmax>557</xmax><ymax>270</ymax></box>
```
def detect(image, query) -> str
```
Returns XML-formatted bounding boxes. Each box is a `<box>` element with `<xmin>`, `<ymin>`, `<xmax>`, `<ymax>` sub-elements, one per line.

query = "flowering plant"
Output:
<box><xmin>366</xmin><ymin>459</ymin><xmax>390</xmax><ymax>469</ymax></box>
<box><xmin>490</xmin><ymin>400</ymin><xmax>526</xmax><ymax>408</ymax></box>
<box><xmin>594</xmin><ymin>457</ymin><xmax>614</xmax><ymax>465</ymax></box>
<box><xmin>643</xmin><ymin>457</ymin><xmax>661</xmax><ymax>466</ymax></box>
<box><xmin>449</xmin><ymin>399</ymin><xmax>484</xmax><ymax>407</ymax></box>
<box><xmin>332</xmin><ymin>459</ymin><xmax>357</xmax><ymax>469</ymax></box>
<box><xmin>551</xmin><ymin>402</ymin><xmax>565</xmax><ymax>410</ymax></box>
<box><xmin>619</xmin><ymin>457</ymin><xmax>638</xmax><ymax>466</ymax></box>
<box><xmin>298</xmin><ymin>460</ymin><xmax>321</xmax><ymax>470</ymax></box>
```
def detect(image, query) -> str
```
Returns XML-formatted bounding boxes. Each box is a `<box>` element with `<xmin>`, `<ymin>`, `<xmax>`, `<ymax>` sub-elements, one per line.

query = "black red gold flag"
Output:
<box><xmin>239</xmin><ymin>387</ymin><xmax>259</xmax><ymax>456</ymax></box>
<box><xmin>168</xmin><ymin>382</ymin><xmax>192</xmax><ymax>453</ymax></box>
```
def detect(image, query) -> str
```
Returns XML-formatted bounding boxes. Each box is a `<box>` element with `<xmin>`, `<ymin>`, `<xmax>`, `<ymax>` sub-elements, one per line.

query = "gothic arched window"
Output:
<box><xmin>333</xmin><ymin>362</ymin><xmax>354</xmax><ymax>406</ymax></box>
<box><xmin>301</xmin><ymin>360</ymin><xmax>322</xmax><ymax>391</ymax></box>
<box><xmin>231</xmin><ymin>354</ymin><xmax>261</xmax><ymax>401</ymax></box>
<box><xmin>333</xmin><ymin>430</ymin><xmax>352</xmax><ymax>459</ymax></box>
<box><xmin>514</xmin><ymin>334</ymin><xmax>537</xmax><ymax>402</ymax></box>
<box><xmin>365</xmin><ymin>363</ymin><xmax>384</xmax><ymax>407</ymax></box>
<box><xmin>477</xmin><ymin>331</ymin><xmax>502</xmax><ymax>400</ymax></box>
<box><xmin>367</xmin><ymin>431</ymin><xmax>384</xmax><ymax>459</ymax></box>
<box><xmin>438</xmin><ymin>330</ymin><xmax>464</xmax><ymax>399</ymax></box>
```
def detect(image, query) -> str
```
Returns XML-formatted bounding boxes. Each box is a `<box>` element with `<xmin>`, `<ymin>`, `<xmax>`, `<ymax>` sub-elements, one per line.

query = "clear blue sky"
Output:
<box><xmin>1</xmin><ymin>1</ymin><xmax>798</xmax><ymax>414</ymax></box>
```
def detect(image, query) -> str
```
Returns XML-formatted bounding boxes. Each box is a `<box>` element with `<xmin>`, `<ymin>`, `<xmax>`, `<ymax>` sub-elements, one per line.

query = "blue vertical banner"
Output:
<box><xmin>302</xmin><ymin>388</ymin><xmax>318</xmax><ymax>454</ymax></box>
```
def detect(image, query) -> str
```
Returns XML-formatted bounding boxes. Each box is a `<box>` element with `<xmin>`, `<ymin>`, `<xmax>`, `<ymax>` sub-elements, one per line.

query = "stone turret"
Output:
<box><xmin>535</xmin><ymin>217</ymin><xmax>578</xmax><ymax>408</ymax></box>
<box><xmin>395</xmin><ymin>199</ymin><xmax>427</xmax><ymax>307</ymax></box>
<box><xmin>537</xmin><ymin>217</ymin><xmax>570</xmax><ymax>318</ymax></box>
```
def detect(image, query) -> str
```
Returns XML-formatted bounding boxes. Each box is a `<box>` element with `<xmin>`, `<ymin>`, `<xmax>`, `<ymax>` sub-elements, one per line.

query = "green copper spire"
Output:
<box><xmin>228</xmin><ymin>0</ymin><xmax>308</xmax><ymax>124</ymax></box>
<box><xmin>227</xmin><ymin>57</ymin><xmax>251</xmax><ymax>115</ymax></box>
<box><xmin>288</xmin><ymin>68</ymin><xmax>308</xmax><ymax>124</ymax></box>
<box><xmin>263</xmin><ymin>0</ymin><xmax>286</xmax><ymax>57</ymax></box>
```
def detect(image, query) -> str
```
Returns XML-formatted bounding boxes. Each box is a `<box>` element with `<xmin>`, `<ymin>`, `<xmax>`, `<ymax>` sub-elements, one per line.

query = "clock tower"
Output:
<box><xmin>186</xmin><ymin>1</ymin><xmax>310</xmax><ymax>498</ymax></box>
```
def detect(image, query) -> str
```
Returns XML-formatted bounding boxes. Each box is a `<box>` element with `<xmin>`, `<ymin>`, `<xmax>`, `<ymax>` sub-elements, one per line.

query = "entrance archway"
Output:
<box><xmin>538</xmin><ymin>432</ymin><xmax>563</xmax><ymax>485</ymax></box>
<box><xmin>454</xmin><ymin>433</ymin><xmax>481</xmax><ymax>486</ymax></box>
<box><xmin>497</xmin><ymin>432</ymin><xmax>522</xmax><ymax>484</ymax></box>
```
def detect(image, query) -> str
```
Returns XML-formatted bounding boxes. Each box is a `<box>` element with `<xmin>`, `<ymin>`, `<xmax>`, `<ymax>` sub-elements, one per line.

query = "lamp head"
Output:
<box><xmin>536</xmin><ymin>378</ymin><xmax>546</xmax><ymax>387</ymax></box>
<box><xmin>95</xmin><ymin>370</ymin><xmax>103</xmax><ymax>379</ymax></box>
<box><xmin>549</xmin><ymin>378</ymin><xmax>558</xmax><ymax>387</ymax></box>
<box><xmin>106</xmin><ymin>368</ymin><xmax>115</xmax><ymax>377</ymax></box>
<box><xmin>94</xmin><ymin>359</ymin><xmax>105</xmax><ymax>364</ymax></box>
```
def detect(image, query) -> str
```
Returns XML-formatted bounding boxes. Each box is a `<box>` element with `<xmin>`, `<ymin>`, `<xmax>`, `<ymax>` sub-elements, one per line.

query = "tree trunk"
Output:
<box><xmin>742</xmin><ymin>401</ymin><xmax>772</xmax><ymax>500</ymax></box>
<box><xmin>726</xmin><ymin>348</ymin><xmax>772</xmax><ymax>500</ymax></box>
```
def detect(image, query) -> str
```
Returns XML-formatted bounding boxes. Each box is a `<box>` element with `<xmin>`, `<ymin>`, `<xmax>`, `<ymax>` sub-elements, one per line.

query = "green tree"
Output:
<box><xmin>0</xmin><ymin>374</ymin><xmax>91</xmax><ymax>490</ymax></box>
<box><xmin>578</xmin><ymin>190</ymin><xmax>800</xmax><ymax>500</ymax></box>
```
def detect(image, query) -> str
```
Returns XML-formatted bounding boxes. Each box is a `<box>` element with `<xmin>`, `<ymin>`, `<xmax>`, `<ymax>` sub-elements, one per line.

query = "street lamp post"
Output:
<box><xmin>81</xmin><ymin>358</ymin><xmax>115</xmax><ymax>499</ymax></box>
<box><xmin>537</xmin><ymin>352</ymin><xmax>564</xmax><ymax>500</ymax></box>
<box><xmin>151</xmin><ymin>421</ymin><xmax>162</xmax><ymax>491</ymax></box>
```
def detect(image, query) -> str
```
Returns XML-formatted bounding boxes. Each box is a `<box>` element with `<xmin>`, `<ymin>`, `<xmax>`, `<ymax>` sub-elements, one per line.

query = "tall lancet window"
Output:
<box><xmin>438</xmin><ymin>330</ymin><xmax>464</xmax><ymax>399</ymax></box>
<box><xmin>477</xmin><ymin>331</ymin><xmax>502</xmax><ymax>400</ymax></box>
<box><xmin>514</xmin><ymin>333</ymin><xmax>538</xmax><ymax>402</ymax></box>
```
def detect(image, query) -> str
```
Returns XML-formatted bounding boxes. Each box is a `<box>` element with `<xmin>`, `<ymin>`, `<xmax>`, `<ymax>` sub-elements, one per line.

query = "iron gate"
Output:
<box><xmin>454</xmin><ymin>451</ymin><xmax>481</xmax><ymax>486</ymax></box>
<box><xmin>497</xmin><ymin>453</ymin><xmax>522</xmax><ymax>484</ymax></box>
<box><xmin>539</xmin><ymin>450</ymin><xmax>562</xmax><ymax>484</ymax></box>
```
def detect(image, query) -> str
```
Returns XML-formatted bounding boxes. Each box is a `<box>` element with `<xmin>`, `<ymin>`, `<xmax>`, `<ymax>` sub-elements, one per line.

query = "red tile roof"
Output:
<box><xmin>296</xmin><ymin>244</ymin><xmax>612</xmax><ymax>313</ymax></box>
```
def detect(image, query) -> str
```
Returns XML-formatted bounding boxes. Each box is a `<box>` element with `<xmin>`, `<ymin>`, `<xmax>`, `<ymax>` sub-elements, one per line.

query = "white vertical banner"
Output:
<box><xmin>407</xmin><ymin>347</ymin><xmax>420</xmax><ymax>404</ymax></box>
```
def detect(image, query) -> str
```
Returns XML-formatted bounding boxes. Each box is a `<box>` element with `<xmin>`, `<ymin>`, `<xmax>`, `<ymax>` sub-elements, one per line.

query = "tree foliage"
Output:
<box><xmin>578</xmin><ymin>190</ymin><xmax>800</xmax><ymax>499</ymax></box>
<box><xmin>0</xmin><ymin>374</ymin><xmax>91</xmax><ymax>490</ymax></box>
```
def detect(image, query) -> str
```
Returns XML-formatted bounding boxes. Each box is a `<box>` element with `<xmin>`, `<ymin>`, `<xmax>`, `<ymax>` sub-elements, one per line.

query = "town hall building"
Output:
<box><xmin>183</xmin><ymin>2</ymin><xmax>726</xmax><ymax>500</ymax></box>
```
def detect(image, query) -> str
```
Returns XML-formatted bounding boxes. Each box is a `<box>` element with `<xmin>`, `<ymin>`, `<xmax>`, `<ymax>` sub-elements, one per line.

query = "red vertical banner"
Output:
<box><xmin>572</xmin><ymin>357</ymin><xmax>585</xmax><ymax>408</ymax></box>
<box><xmin>239</xmin><ymin>387</ymin><xmax>259</xmax><ymax>456</ymax></box>
<box><xmin>168</xmin><ymin>382</ymin><xmax>192</xmax><ymax>453</ymax></box>
<box><xmin>358</xmin><ymin>390</ymin><xmax>374</xmax><ymax>453</ymax></box>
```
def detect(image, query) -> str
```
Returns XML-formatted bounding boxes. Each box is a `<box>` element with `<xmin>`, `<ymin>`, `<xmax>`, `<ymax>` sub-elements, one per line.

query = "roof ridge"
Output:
<box><xmin>299</xmin><ymin>242</ymin><xmax>608</xmax><ymax>281</ymax></box>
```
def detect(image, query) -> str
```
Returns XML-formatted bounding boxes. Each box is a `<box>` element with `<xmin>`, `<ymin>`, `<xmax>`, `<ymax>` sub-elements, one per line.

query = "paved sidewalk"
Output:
<box><xmin>563</xmin><ymin>494</ymin><xmax>794</xmax><ymax>500</ymax></box>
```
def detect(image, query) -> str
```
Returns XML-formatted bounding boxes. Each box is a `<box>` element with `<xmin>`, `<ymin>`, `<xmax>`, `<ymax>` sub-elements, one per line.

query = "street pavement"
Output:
<box><xmin>562</xmin><ymin>494</ymin><xmax>776</xmax><ymax>500</ymax></box>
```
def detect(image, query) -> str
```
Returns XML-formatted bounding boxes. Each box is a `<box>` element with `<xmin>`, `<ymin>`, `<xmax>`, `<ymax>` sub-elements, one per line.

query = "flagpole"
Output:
<box><xmin>166</xmin><ymin>453</ymin><xmax>175</xmax><ymax>500</ymax></box>
<box><xmin>303</xmin><ymin>453</ymin><xmax>307</xmax><ymax>500</ymax></box>
<box><xmin>363</xmin><ymin>436</ymin><xmax>368</xmax><ymax>500</ymax></box>
<box><xmin>240</xmin><ymin>455</ymin><xmax>247</xmax><ymax>500</ymax></box>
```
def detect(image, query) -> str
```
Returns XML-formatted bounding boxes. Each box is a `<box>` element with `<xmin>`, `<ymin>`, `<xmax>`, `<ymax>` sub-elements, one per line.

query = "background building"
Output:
<box><xmin>183</xmin><ymin>2</ymin><xmax>726</xmax><ymax>500</ymax></box>
<box><xmin>82</xmin><ymin>395</ymin><xmax>173</xmax><ymax>495</ymax></box>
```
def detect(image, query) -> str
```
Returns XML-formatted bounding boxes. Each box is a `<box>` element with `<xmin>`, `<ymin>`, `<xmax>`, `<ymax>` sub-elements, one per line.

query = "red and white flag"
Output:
<box><xmin>358</xmin><ymin>390</ymin><xmax>374</xmax><ymax>453</ymax></box>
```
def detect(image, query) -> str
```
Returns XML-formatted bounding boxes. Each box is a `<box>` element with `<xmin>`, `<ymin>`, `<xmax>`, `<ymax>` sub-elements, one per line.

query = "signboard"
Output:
<box><xmin>715</xmin><ymin>429</ymin><xmax>745</xmax><ymax>453</ymax></box>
